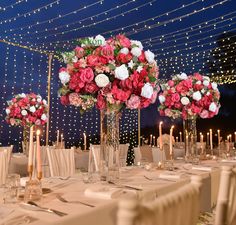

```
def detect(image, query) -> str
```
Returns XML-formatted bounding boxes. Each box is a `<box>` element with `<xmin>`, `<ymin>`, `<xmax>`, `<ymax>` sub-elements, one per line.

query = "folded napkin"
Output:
<box><xmin>84</xmin><ymin>187</ymin><xmax>123</xmax><ymax>200</ymax></box>
<box><xmin>192</xmin><ymin>166</ymin><xmax>212</xmax><ymax>171</ymax></box>
<box><xmin>159</xmin><ymin>172</ymin><xmax>181</xmax><ymax>180</ymax></box>
<box><xmin>221</xmin><ymin>159</ymin><xmax>236</xmax><ymax>163</ymax></box>
<box><xmin>20</xmin><ymin>177</ymin><xmax>29</xmax><ymax>187</ymax></box>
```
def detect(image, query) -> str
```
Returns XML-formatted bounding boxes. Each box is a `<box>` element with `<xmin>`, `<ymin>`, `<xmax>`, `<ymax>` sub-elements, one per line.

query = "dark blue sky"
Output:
<box><xmin>0</xmin><ymin>0</ymin><xmax>235</xmax><ymax>147</ymax></box>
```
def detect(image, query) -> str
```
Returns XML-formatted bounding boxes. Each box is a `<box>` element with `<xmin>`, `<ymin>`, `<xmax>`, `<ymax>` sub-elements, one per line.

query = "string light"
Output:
<box><xmin>0</xmin><ymin>0</ymin><xmax>60</xmax><ymax>24</ymax></box>
<box><xmin>0</xmin><ymin>0</ymin><xmax>28</xmax><ymax>12</ymax></box>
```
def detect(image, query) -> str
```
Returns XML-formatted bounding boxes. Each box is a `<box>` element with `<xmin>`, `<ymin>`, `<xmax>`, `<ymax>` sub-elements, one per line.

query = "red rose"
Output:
<box><xmin>96</xmin><ymin>94</ymin><xmax>106</xmax><ymax>110</ymax></box>
<box><xmin>80</xmin><ymin>68</ymin><xmax>94</xmax><ymax>83</ymax></box>
<box><xmin>138</xmin><ymin>51</ymin><xmax>146</xmax><ymax>63</ymax></box>
<box><xmin>120</xmin><ymin>78</ymin><xmax>133</xmax><ymax>91</ymax></box>
<box><xmin>116</xmin><ymin>53</ymin><xmax>132</xmax><ymax>64</ymax></box>
<box><xmin>171</xmin><ymin>93</ymin><xmax>180</xmax><ymax>102</ymax></box>
<box><xmin>84</xmin><ymin>82</ymin><xmax>99</xmax><ymax>94</ymax></box>
<box><xmin>59</xmin><ymin>67</ymin><xmax>67</xmax><ymax>73</ymax></box>
<box><xmin>140</xmin><ymin>97</ymin><xmax>151</xmax><ymax>108</ymax></box>
<box><xmin>168</xmin><ymin>80</ymin><xmax>175</xmax><ymax>87</ymax></box>
<box><xmin>60</xmin><ymin>95</ymin><xmax>70</xmax><ymax>105</ymax></box>
<box><xmin>87</xmin><ymin>55</ymin><xmax>100</xmax><ymax>66</ymax></box>
<box><xmin>116</xmin><ymin>34</ymin><xmax>131</xmax><ymax>48</ymax></box>
<box><xmin>112</xmin><ymin>85</ymin><xmax>131</xmax><ymax>102</ymax></box>
<box><xmin>193</xmin><ymin>73</ymin><xmax>203</xmax><ymax>81</ymax></box>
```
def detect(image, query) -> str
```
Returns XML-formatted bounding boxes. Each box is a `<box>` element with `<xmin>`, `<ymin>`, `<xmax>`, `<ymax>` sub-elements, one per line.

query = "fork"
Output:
<box><xmin>56</xmin><ymin>194</ymin><xmax>95</xmax><ymax>207</ymax></box>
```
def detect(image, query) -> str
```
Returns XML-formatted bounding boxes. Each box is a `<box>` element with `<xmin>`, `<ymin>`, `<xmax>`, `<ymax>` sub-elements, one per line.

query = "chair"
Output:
<box><xmin>46</xmin><ymin>147</ymin><xmax>75</xmax><ymax>177</ymax></box>
<box><xmin>214</xmin><ymin>166</ymin><xmax>236</xmax><ymax>225</ymax></box>
<box><xmin>0</xmin><ymin>145</ymin><xmax>13</xmax><ymax>185</ymax></box>
<box><xmin>151</xmin><ymin>147</ymin><xmax>166</xmax><ymax>163</ymax></box>
<box><xmin>119</xmin><ymin>144</ymin><xmax>129</xmax><ymax>167</ymax></box>
<box><xmin>163</xmin><ymin>143</ymin><xmax>171</xmax><ymax>160</ymax></box>
<box><xmin>133</xmin><ymin>146</ymin><xmax>153</xmax><ymax>165</ymax></box>
<box><xmin>117</xmin><ymin>176</ymin><xmax>202</xmax><ymax>225</ymax></box>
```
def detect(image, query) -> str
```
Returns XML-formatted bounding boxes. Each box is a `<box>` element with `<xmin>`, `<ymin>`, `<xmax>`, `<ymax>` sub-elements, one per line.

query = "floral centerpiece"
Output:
<box><xmin>158</xmin><ymin>72</ymin><xmax>220</xmax><ymax>160</ymax></box>
<box><xmin>58</xmin><ymin>34</ymin><xmax>159</xmax><ymax>180</ymax></box>
<box><xmin>158</xmin><ymin>72</ymin><xmax>220</xmax><ymax>119</ymax></box>
<box><xmin>58</xmin><ymin>34</ymin><xmax>159</xmax><ymax>112</ymax></box>
<box><xmin>5</xmin><ymin>93</ymin><xmax>48</xmax><ymax>127</ymax></box>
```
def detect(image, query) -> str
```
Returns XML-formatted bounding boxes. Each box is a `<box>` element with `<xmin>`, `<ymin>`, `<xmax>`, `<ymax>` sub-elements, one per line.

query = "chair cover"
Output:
<box><xmin>119</xmin><ymin>144</ymin><xmax>129</xmax><ymax>167</ymax></box>
<box><xmin>151</xmin><ymin>147</ymin><xmax>166</xmax><ymax>163</ymax></box>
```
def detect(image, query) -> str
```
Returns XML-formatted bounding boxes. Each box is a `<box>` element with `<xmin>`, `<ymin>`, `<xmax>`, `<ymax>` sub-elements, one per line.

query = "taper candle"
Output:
<box><xmin>179</xmin><ymin>132</ymin><xmax>182</xmax><ymax>142</ymax></box>
<box><xmin>210</xmin><ymin>129</ymin><xmax>213</xmax><ymax>151</ymax></box>
<box><xmin>150</xmin><ymin>134</ymin><xmax>152</xmax><ymax>146</ymax></box>
<box><xmin>159</xmin><ymin>122</ymin><xmax>163</xmax><ymax>150</ymax></box>
<box><xmin>56</xmin><ymin>130</ymin><xmax>59</xmax><ymax>146</ymax></box>
<box><xmin>60</xmin><ymin>134</ymin><xmax>63</xmax><ymax>148</ymax></box>
<box><xmin>36</xmin><ymin>130</ymin><xmax>42</xmax><ymax>180</ymax></box>
<box><xmin>217</xmin><ymin>130</ymin><xmax>220</xmax><ymax>146</ymax></box>
<box><xmin>28</xmin><ymin>126</ymin><xmax>34</xmax><ymax>176</ymax></box>
<box><xmin>170</xmin><ymin>126</ymin><xmax>174</xmax><ymax>157</ymax></box>
<box><xmin>83</xmin><ymin>133</ymin><xmax>87</xmax><ymax>150</ymax></box>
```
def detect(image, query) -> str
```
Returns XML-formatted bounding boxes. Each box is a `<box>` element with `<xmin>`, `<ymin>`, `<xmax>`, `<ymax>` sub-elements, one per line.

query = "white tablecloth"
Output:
<box><xmin>1</xmin><ymin>160</ymin><xmax>235</xmax><ymax>225</ymax></box>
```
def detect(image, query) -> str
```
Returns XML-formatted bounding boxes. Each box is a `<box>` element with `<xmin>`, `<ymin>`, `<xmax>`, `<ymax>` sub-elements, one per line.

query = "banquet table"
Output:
<box><xmin>1</xmin><ymin>159</ymin><xmax>236</xmax><ymax>225</ymax></box>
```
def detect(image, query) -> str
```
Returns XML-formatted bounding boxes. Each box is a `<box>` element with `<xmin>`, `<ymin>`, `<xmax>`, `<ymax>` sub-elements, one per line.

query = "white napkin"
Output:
<box><xmin>221</xmin><ymin>159</ymin><xmax>236</xmax><ymax>163</ymax></box>
<box><xmin>159</xmin><ymin>172</ymin><xmax>181</xmax><ymax>180</ymax></box>
<box><xmin>84</xmin><ymin>187</ymin><xmax>123</xmax><ymax>200</ymax></box>
<box><xmin>192</xmin><ymin>166</ymin><xmax>212</xmax><ymax>171</ymax></box>
<box><xmin>20</xmin><ymin>177</ymin><xmax>29</xmax><ymax>187</ymax></box>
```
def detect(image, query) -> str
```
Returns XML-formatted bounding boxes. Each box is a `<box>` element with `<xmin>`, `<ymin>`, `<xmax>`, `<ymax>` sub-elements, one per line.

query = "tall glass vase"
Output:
<box><xmin>183</xmin><ymin>116</ymin><xmax>199</xmax><ymax>163</ymax></box>
<box><xmin>100</xmin><ymin>108</ymin><xmax>121</xmax><ymax>182</ymax></box>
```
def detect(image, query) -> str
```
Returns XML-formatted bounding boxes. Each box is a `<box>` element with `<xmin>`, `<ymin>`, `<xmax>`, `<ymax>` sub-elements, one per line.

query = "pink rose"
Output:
<box><xmin>112</xmin><ymin>85</ymin><xmax>131</xmax><ymax>102</ymax></box>
<box><xmin>126</xmin><ymin>95</ymin><xmax>140</xmax><ymax>109</ymax></box>
<box><xmin>74</xmin><ymin>46</ymin><xmax>85</xmax><ymax>58</ymax></box>
<box><xmin>164</xmin><ymin>108</ymin><xmax>173</xmax><ymax>117</ymax></box>
<box><xmin>168</xmin><ymin>80</ymin><xmax>175</xmax><ymax>87</ymax></box>
<box><xmin>182</xmin><ymin>79</ymin><xmax>192</xmax><ymax>89</ymax></box>
<box><xmin>171</xmin><ymin>93</ymin><xmax>180</xmax><ymax>102</ymax></box>
<box><xmin>193</xmin><ymin>73</ymin><xmax>203</xmax><ymax>81</ymax></box>
<box><xmin>69</xmin><ymin>93</ymin><xmax>82</xmax><ymax>107</ymax></box>
<box><xmin>80</xmin><ymin>68</ymin><xmax>94</xmax><ymax>83</ymax></box>
<box><xmin>35</xmin><ymin>119</ymin><xmax>41</xmax><ymax>126</ymax></box>
<box><xmin>100</xmin><ymin>45</ymin><xmax>114</xmax><ymax>61</ymax></box>
<box><xmin>116</xmin><ymin>34</ymin><xmax>131</xmax><ymax>48</ymax></box>
<box><xmin>96</xmin><ymin>94</ymin><xmax>106</xmax><ymax>110</ymax></box>
<box><xmin>199</xmin><ymin>110</ymin><xmax>209</xmax><ymax>119</ymax></box>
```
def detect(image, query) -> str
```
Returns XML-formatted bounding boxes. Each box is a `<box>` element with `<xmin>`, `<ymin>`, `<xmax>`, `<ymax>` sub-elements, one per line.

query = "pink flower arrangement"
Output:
<box><xmin>5</xmin><ymin>93</ymin><xmax>48</xmax><ymax>127</ymax></box>
<box><xmin>158</xmin><ymin>73</ymin><xmax>221</xmax><ymax>119</ymax></box>
<box><xmin>58</xmin><ymin>34</ymin><xmax>159</xmax><ymax>112</ymax></box>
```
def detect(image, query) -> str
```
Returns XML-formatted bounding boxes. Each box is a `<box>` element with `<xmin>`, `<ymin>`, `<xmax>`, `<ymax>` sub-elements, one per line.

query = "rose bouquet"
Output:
<box><xmin>158</xmin><ymin>73</ymin><xmax>220</xmax><ymax>119</ymax></box>
<box><xmin>5</xmin><ymin>93</ymin><xmax>48</xmax><ymax>127</ymax></box>
<box><xmin>58</xmin><ymin>34</ymin><xmax>159</xmax><ymax>112</ymax></box>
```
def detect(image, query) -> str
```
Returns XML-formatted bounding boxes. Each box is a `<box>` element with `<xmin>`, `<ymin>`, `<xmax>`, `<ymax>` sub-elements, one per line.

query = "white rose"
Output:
<box><xmin>131</xmin><ymin>47</ymin><xmax>142</xmax><ymax>57</ymax></box>
<box><xmin>206</xmin><ymin>92</ymin><xmax>210</xmax><ymax>96</ymax></box>
<box><xmin>5</xmin><ymin>108</ymin><xmax>10</xmax><ymax>115</ymax></box>
<box><xmin>141</xmin><ymin>83</ymin><xmax>153</xmax><ymax>99</ymax></box>
<box><xmin>95</xmin><ymin>74</ymin><xmax>110</xmax><ymax>87</ymax></box>
<box><xmin>115</xmin><ymin>64</ymin><xmax>129</xmax><ymax>80</ymax></box>
<box><xmin>59</xmin><ymin>71</ymin><xmax>70</xmax><ymax>85</ymax></box>
<box><xmin>137</xmin><ymin>65</ymin><xmax>143</xmax><ymax>73</ymax></box>
<box><xmin>131</xmin><ymin>40</ymin><xmax>143</xmax><ymax>50</ymax></box>
<box><xmin>203</xmin><ymin>76</ymin><xmax>210</xmax><ymax>81</ymax></box>
<box><xmin>209</xmin><ymin>102</ymin><xmax>217</xmax><ymax>112</ymax></box>
<box><xmin>181</xmin><ymin>97</ymin><xmax>190</xmax><ymax>105</ymax></box>
<box><xmin>144</xmin><ymin>50</ymin><xmax>155</xmax><ymax>63</ymax></box>
<box><xmin>21</xmin><ymin>110</ymin><xmax>28</xmax><ymax>116</ymax></box>
<box><xmin>41</xmin><ymin>114</ymin><xmax>47</xmax><ymax>121</ymax></box>
<box><xmin>95</xmin><ymin>34</ymin><xmax>106</xmax><ymax>46</ymax></box>
<box><xmin>72</xmin><ymin>56</ymin><xmax>78</xmax><ymax>63</ymax></box>
<box><xmin>196</xmin><ymin>81</ymin><xmax>201</xmax><ymax>85</ymax></box>
<box><xmin>29</xmin><ymin>106</ymin><xmax>36</xmax><ymax>113</ymax></box>
<box><xmin>193</xmin><ymin>91</ymin><xmax>202</xmax><ymax>101</ymax></box>
<box><xmin>212</xmin><ymin>82</ymin><xmax>218</xmax><ymax>90</ymax></box>
<box><xmin>201</xmin><ymin>89</ymin><xmax>205</xmax><ymax>94</ymax></box>
<box><xmin>203</xmin><ymin>80</ymin><xmax>209</xmax><ymax>86</ymax></box>
<box><xmin>37</xmin><ymin>97</ymin><xmax>42</xmax><ymax>103</ymax></box>
<box><xmin>42</xmin><ymin>99</ymin><xmax>47</xmax><ymax>105</ymax></box>
<box><xmin>159</xmin><ymin>95</ymin><xmax>166</xmax><ymax>103</ymax></box>
<box><xmin>19</xmin><ymin>93</ymin><xmax>26</xmax><ymax>98</ymax></box>
<box><xmin>177</xmin><ymin>72</ymin><xmax>188</xmax><ymax>80</ymax></box>
<box><xmin>120</xmin><ymin>47</ymin><xmax>129</xmax><ymax>54</ymax></box>
<box><xmin>128</xmin><ymin>60</ymin><xmax>134</xmax><ymax>69</ymax></box>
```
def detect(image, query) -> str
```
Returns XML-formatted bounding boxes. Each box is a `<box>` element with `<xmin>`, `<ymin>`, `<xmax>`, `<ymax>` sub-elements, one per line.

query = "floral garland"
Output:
<box><xmin>158</xmin><ymin>73</ymin><xmax>221</xmax><ymax>119</ymax></box>
<box><xmin>5</xmin><ymin>93</ymin><xmax>48</xmax><ymax>127</ymax></box>
<box><xmin>58</xmin><ymin>34</ymin><xmax>159</xmax><ymax>112</ymax></box>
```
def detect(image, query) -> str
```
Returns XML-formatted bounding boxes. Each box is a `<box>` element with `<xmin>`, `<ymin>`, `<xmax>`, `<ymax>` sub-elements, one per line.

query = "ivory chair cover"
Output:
<box><xmin>117</xmin><ymin>176</ymin><xmax>202</xmax><ymax>225</ymax></box>
<box><xmin>133</xmin><ymin>146</ymin><xmax>153</xmax><ymax>165</ymax></box>
<box><xmin>151</xmin><ymin>147</ymin><xmax>166</xmax><ymax>163</ymax></box>
<box><xmin>46</xmin><ymin>147</ymin><xmax>75</xmax><ymax>177</ymax></box>
<box><xmin>214</xmin><ymin>166</ymin><xmax>236</xmax><ymax>225</ymax></box>
<box><xmin>0</xmin><ymin>145</ymin><xmax>13</xmax><ymax>184</ymax></box>
<box><xmin>119</xmin><ymin>144</ymin><xmax>129</xmax><ymax>167</ymax></box>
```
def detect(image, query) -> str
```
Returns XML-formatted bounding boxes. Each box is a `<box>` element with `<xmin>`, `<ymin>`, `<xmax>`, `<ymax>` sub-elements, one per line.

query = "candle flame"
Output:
<box><xmin>159</xmin><ymin>121</ymin><xmax>163</xmax><ymax>125</ymax></box>
<box><xmin>36</xmin><ymin>130</ymin><xmax>40</xmax><ymax>135</ymax></box>
<box><xmin>171</xmin><ymin>125</ymin><xmax>174</xmax><ymax>129</ymax></box>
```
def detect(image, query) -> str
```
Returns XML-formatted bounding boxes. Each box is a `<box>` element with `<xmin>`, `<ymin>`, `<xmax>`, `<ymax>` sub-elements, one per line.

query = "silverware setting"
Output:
<box><xmin>56</xmin><ymin>194</ymin><xmax>95</xmax><ymax>207</ymax></box>
<box><xmin>19</xmin><ymin>201</ymin><xmax>67</xmax><ymax>217</ymax></box>
<box><xmin>108</xmin><ymin>181</ymin><xmax>143</xmax><ymax>191</ymax></box>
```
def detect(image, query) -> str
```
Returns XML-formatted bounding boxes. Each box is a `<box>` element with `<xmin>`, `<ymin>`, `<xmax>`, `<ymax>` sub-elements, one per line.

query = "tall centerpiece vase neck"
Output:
<box><xmin>183</xmin><ymin>116</ymin><xmax>199</xmax><ymax>164</ymax></box>
<box><xmin>100</xmin><ymin>108</ymin><xmax>121</xmax><ymax>182</ymax></box>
